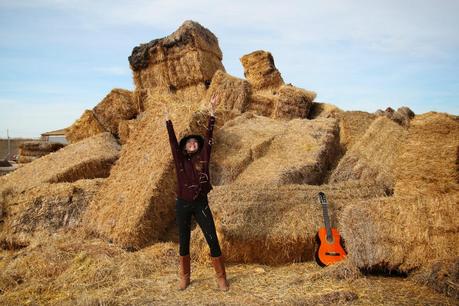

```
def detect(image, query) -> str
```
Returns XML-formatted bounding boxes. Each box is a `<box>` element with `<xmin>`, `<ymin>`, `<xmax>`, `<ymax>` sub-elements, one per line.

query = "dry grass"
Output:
<box><xmin>410</xmin><ymin>257</ymin><xmax>459</xmax><ymax>299</ymax></box>
<box><xmin>330</xmin><ymin>116</ymin><xmax>408</xmax><ymax>191</ymax></box>
<box><xmin>394</xmin><ymin>112</ymin><xmax>459</xmax><ymax>197</ymax></box>
<box><xmin>210</xmin><ymin>113</ymin><xmax>339</xmax><ymax>186</ymax></box>
<box><xmin>339</xmin><ymin>194</ymin><xmax>459</xmax><ymax>273</ymax></box>
<box><xmin>240</xmin><ymin>50</ymin><xmax>284</xmax><ymax>90</ymax></box>
<box><xmin>0</xmin><ymin>179</ymin><xmax>104</xmax><ymax>248</ymax></box>
<box><xmin>0</xmin><ymin>233</ymin><xmax>456</xmax><ymax>305</ymax></box>
<box><xmin>190</xmin><ymin>181</ymin><xmax>388</xmax><ymax>265</ymax></box>
<box><xmin>65</xmin><ymin>110</ymin><xmax>107</xmax><ymax>144</ymax></box>
<box><xmin>0</xmin><ymin>132</ymin><xmax>120</xmax><ymax>196</ymax></box>
<box><xmin>93</xmin><ymin>88</ymin><xmax>138</xmax><ymax>136</ymax></box>
<box><xmin>130</xmin><ymin>20</ymin><xmax>224</xmax><ymax>91</ymax></box>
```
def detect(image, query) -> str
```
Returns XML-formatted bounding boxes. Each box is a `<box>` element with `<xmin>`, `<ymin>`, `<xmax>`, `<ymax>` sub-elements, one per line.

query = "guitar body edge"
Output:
<box><xmin>315</xmin><ymin>227</ymin><xmax>347</xmax><ymax>267</ymax></box>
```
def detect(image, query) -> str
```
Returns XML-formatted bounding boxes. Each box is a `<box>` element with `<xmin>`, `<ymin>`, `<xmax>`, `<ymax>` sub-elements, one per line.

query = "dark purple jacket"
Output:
<box><xmin>166</xmin><ymin>116</ymin><xmax>215</xmax><ymax>202</ymax></box>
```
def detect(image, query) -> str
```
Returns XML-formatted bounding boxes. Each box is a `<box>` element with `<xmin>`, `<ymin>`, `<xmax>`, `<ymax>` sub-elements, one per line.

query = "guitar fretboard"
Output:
<box><xmin>318</xmin><ymin>192</ymin><xmax>333</xmax><ymax>241</ymax></box>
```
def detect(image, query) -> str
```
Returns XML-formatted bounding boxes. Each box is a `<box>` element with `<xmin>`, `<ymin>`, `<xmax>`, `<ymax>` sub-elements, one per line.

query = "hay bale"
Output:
<box><xmin>339</xmin><ymin>194</ymin><xmax>459</xmax><ymax>273</ymax></box>
<box><xmin>19</xmin><ymin>141</ymin><xmax>65</xmax><ymax>152</ymax></box>
<box><xmin>191</xmin><ymin>181</ymin><xmax>388</xmax><ymax>265</ymax></box>
<box><xmin>0</xmin><ymin>179</ymin><xmax>105</xmax><ymax>248</ymax></box>
<box><xmin>410</xmin><ymin>257</ymin><xmax>459</xmax><ymax>299</ymax></box>
<box><xmin>93</xmin><ymin>88</ymin><xmax>138</xmax><ymax>136</ymax></box>
<box><xmin>0</xmin><ymin>133</ymin><xmax>120</xmax><ymax>196</ymax></box>
<box><xmin>118</xmin><ymin>118</ymin><xmax>139</xmax><ymax>145</ymax></box>
<box><xmin>272</xmin><ymin>84</ymin><xmax>316</xmax><ymax>119</ymax></box>
<box><xmin>204</xmin><ymin>70</ymin><xmax>251</xmax><ymax>113</ymax></box>
<box><xmin>377</xmin><ymin>106</ymin><xmax>415</xmax><ymax>127</ymax></box>
<box><xmin>240</xmin><ymin>50</ymin><xmax>284</xmax><ymax>90</ymax></box>
<box><xmin>66</xmin><ymin>110</ymin><xmax>107</xmax><ymax>144</ymax></box>
<box><xmin>210</xmin><ymin>113</ymin><xmax>339</xmax><ymax>186</ymax></box>
<box><xmin>129</xmin><ymin>20</ymin><xmax>224</xmax><ymax>91</ymax></box>
<box><xmin>394</xmin><ymin>112</ymin><xmax>459</xmax><ymax>197</ymax></box>
<box><xmin>334</xmin><ymin>111</ymin><xmax>377</xmax><ymax>150</ymax></box>
<box><xmin>247</xmin><ymin>91</ymin><xmax>276</xmax><ymax>117</ymax></box>
<box><xmin>330</xmin><ymin>116</ymin><xmax>408</xmax><ymax>190</ymax></box>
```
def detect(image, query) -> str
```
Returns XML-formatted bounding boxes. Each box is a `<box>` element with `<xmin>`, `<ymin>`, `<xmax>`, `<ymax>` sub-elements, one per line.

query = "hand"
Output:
<box><xmin>210</xmin><ymin>94</ymin><xmax>218</xmax><ymax>116</ymax></box>
<box><xmin>163</xmin><ymin>106</ymin><xmax>170</xmax><ymax>121</ymax></box>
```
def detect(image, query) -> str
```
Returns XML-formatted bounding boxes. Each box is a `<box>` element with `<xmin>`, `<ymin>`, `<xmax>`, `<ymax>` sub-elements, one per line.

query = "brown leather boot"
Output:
<box><xmin>178</xmin><ymin>255</ymin><xmax>190</xmax><ymax>290</ymax></box>
<box><xmin>211</xmin><ymin>256</ymin><xmax>229</xmax><ymax>291</ymax></box>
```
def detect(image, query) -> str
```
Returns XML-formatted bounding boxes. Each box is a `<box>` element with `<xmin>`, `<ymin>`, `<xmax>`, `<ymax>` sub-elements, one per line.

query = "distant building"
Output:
<box><xmin>41</xmin><ymin>128</ymin><xmax>68</xmax><ymax>144</ymax></box>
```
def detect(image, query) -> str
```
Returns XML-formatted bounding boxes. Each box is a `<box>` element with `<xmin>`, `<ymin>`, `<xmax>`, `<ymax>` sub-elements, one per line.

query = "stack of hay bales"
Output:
<box><xmin>191</xmin><ymin>181</ymin><xmax>388</xmax><ymax>265</ymax></box>
<box><xmin>210</xmin><ymin>113</ymin><xmax>340</xmax><ymax>186</ymax></box>
<box><xmin>0</xmin><ymin>132</ymin><xmax>120</xmax><ymax>197</ymax></box>
<box><xmin>0</xmin><ymin>179</ymin><xmax>105</xmax><ymax>248</ymax></box>
<box><xmin>241</xmin><ymin>50</ymin><xmax>317</xmax><ymax>119</ymax></box>
<box><xmin>83</xmin><ymin>21</ymin><xmax>229</xmax><ymax>250</ymax></box>
<box><xmin>18</xmin><ymin>141</ymin><xmax>65</xmax><ymax>164</ymax></box>
<box><xmin>66</xmin><ymin>89</ymin><xmax>137</xmax><ymax>143</ymax></box>
<box><xmin>129</xmin><ymin>20</ymin><xmax>225</xmax><ymax>110</ymax></box>
<box><xmin>330</xmin><ymin>116</ymin><xmax>408</xmax><ymax>190</ymax></box>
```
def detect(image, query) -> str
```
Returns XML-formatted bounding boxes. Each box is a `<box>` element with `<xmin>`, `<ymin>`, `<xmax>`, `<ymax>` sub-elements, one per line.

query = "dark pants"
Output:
<box><xmin>175</xmin><ymin>195</ymin><xmax>222</xmax><ymax>257</ymax></box>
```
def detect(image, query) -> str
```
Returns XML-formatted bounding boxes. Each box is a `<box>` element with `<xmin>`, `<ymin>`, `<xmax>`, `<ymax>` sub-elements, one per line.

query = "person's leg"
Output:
<box><xmin>176</xmin><ymin>198</ymin><xmax>193</xmax><ymax>290</ymax></box>
<box><xmin>192</xmin><ymin>198</ymin><xmax>221</xmax><ymax>257</ymax></box>
<box><xmin>193</xmin><ymin>197</ymin><xmax>228</xmax><ymax>291</ymax></box>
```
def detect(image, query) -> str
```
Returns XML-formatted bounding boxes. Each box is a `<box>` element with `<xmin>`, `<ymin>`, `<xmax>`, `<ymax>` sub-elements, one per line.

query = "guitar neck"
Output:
<box><xmin>318</xmin><ymin>193</ymin><xmax>333</xmax><ymax>241</ymax></box>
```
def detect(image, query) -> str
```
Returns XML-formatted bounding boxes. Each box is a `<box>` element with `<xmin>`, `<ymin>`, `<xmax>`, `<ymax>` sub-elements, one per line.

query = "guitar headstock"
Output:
<box><xmin>318</xmin><ymin>192</ymin><xmax>328</xmax><ymax>206</ymax></box>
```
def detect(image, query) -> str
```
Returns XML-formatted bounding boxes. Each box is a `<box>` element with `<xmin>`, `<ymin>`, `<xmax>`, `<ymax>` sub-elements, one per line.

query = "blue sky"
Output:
<box><xmin>1</xmin><ymin>0</ymin><xmax>458</xmax><ymax>138</ymax></box>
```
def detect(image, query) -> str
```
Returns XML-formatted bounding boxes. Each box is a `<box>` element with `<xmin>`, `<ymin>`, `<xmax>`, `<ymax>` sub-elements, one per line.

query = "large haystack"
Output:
<box><xmin>339</xmin><ymin>194</ymin><xmax>459</xmax><ymax>273</ymax></box>
<box><xmin>240</xmin><ymin>50</ymin><xmax>284</xmax><ymax>90</ymax></box>
<box><xmin>129</xmin><ymin>20</ymin><xmax>224</xmax><ymax>94</ymax></box>
<box><xmin>394</xmin><ymin>112</ymin><xmax>459</xmax><ymax>197</ymax></box>
<box><xmin>0</xmin><ymin>132</ymin><xmax>120</xmax><ymax>196</ymax></box>
<box><xmin>191</xmin><ymin>181</ymin><xmax>388</xmax><ymax>265</ymax></box>
<box><xmin>65</xmin><ymin>110</ymin><xmax>107</xmax><ymax>143</ymax></box>
<box><xmin>330</xmin><ymin>116</ymin><xmax>408</xmax><ymax>190</ymax></box>
<box><xmin>0</xmin><ymin>179</ymin><xmax>104</xmax><ymax>248</ymax></box>
<box><xmin>93</xmin><ymin>88</ymin><xmax>138</xmax><ymax>136</ymax></box>
<box><xmin>210</xmin><ymin>113</ymin><xmax>339</xmax><ymax>186</ymax></box>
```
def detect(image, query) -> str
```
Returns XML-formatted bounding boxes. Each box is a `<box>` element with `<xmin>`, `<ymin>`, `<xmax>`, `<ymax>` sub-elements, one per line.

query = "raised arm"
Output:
<box><xmin>165</xmin><ymin>109</ymin><xmax>180</xmax><ymax>162</ymax></box>
<box><xmin>204</xmin><ymin>94</ymin><xmax>218</xmax><ymax>161</ymax></box>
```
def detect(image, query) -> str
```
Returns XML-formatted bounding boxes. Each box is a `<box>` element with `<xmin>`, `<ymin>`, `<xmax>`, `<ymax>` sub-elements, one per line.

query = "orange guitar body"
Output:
<box><xmin>315</xmin><ymin>227</ymin><xmax>347</xmax><ymax>266</ymax></box>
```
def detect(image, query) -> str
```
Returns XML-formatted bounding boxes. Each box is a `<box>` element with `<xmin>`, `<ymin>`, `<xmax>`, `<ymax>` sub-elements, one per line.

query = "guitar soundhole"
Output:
<box><xmin>325</xmin><ymin>252</ymin><xmax>341</xmax><ymax>256</ymax></box>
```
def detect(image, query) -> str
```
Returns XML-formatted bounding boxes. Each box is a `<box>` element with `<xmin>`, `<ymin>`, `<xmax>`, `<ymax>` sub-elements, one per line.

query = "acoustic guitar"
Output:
<box><xmin>315</xmin><ymin>192</ymin><xmax>347</xmax><ymax>266</ymax></box>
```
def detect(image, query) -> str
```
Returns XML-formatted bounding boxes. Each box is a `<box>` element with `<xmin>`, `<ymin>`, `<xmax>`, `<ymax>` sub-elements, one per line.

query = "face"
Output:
<box><xmin>185</xmin><ymin>138</ymin><xmax>199</xmax><ymax>153</ymax></box>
